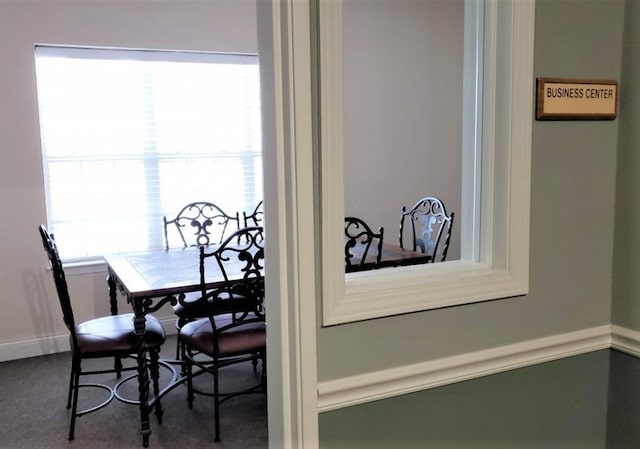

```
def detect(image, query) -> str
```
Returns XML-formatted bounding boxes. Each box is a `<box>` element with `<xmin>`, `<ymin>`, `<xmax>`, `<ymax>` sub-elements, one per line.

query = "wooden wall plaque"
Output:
<box><xmin>536</xmin><ymin>78</ymin><xmax>618</xmax><ymax>120</ymax></box>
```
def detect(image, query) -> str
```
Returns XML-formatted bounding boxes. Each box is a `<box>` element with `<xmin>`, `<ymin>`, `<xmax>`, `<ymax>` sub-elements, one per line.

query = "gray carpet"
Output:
<box><xmin>0</xmin><ymin>335</ymin><xmax>268</xmax><ymax>449</ymax></box>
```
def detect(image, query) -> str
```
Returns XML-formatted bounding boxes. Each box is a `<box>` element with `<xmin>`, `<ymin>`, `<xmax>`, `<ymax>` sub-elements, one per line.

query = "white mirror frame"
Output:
<box><xmin>320</xmin><ymin>0</ymin><xmax>535</xmax><ymax>325</ymax></box>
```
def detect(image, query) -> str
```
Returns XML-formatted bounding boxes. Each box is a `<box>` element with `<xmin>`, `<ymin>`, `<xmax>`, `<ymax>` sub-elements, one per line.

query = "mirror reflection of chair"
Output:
<box><xmin>399</xmin><ymin>196</ymin><xmax>454</xmax><ymax>263</ymax></box>
<box><xmin>345</xmin><ymin>216</ymin><xmax>384</xmax><ymax>272</ymax></box>
<box><xmin>38</xmin><ymin>225</ymin><xmax>166</xmax><ymax>441</ymax></box>
<box><xmin>179</xmin><ymin>226</ymin><xmax>266</xmax><ymax>442</ymax></box>
<box><xmin>164</xmin><ymin>201</ymin><xmax>241</xmax><ymax>358</ymax></box>
<box><xmin>243</xmin><ymin>200</ymin><xmax>263</xmax><ymax>228</ymax></box>
<box><xmin>163</xmin><ymin>201</ymin><xmax>240</xmax><ymax>250</ymax></box>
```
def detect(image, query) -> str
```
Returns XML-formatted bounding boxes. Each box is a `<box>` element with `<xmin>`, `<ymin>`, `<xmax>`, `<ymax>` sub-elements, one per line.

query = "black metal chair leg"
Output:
<box><xmin>213</xmin><ymin>365</ymin><xmax>220</xmax><ymax>443</ymax></box>
<box><xmin>68</xmin><ymin>360</ymin><xmax>81</xmax><ymax>441</ymax></box>
<box><xmin>66</xmin><ymin>356</ymin><xmax>76</xmax><ymax>409</ymax></box>
<box><xmin>261</xmin><ymin>352</ymin><xmax>267</xmax><ymax>392</ymax></box>
<box><xmin>174</xmin><ymin>319</ymin><xmax>182</xmax><ymax>361</ymax></box>
<box><xmin>114</xmin><ymin>356</ymin><xmax>123</xmax><ymax>378</ymax></box>
<box><xmin>179</xmin><ymin>337</ymin><xmax>189</xmax><ymax>377</ymax></box>
<box><xmin>186</xmin><ymin>354</ymin><xmax>194</xmax><ymax>409</ymax></box>
<box><xmin>149</xmin><ymin>349</ymin><xmax>163</xmax><ymax>424</ymax></box>
<box><xmin>176</xmin><ymin>318</ymin><xmax>189</xmax><ymax>377</ymax></box>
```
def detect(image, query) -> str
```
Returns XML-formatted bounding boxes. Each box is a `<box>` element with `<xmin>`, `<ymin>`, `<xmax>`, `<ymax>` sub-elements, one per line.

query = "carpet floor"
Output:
<box><xmin>0</xmin><ymin>335</ymin><xmax>268</xmax><ymax>449</ymax></box>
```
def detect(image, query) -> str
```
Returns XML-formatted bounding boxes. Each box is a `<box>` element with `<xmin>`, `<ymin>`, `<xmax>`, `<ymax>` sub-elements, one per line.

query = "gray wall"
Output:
<box><xmin>318</xmin><ymin>0</ymin><xmax>630</xmax><ymax>446</ymax></box>
<box><xmin>613</xmin><ymin>0</ymin><xmax>640</xmax><ymax>332</ymax></box>
<box><xmin>317</xmin><ymin>0</ymin><xmax>624</xmax><ymax>382</ymax></box>
<box><xmin>606</xmin><ymin>351</ymin><xmax>640</xmax><ymax>448</ymax></box>
<box><xmin>606</xmin><ymin>0</ymin><xmax>640</xmax><ymax>445</ymax></box>
<box><xmin>319</xmin><ymin>351</ymin><xmax>610</xmax><ymax>449</ymax></box>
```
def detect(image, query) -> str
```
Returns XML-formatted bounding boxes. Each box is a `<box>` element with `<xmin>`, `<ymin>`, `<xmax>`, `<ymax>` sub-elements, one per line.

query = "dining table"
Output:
<box><xmin>345</xmin><ymin>240</ymin><xmax>431</xmax><ymax>271</ymax></box>
<box><xmin>103</xmin><ymin>240</ymin><xmax>428</xmax><ymax>445</ymax></box>
<box><xmin>104</xmin><ymin>246</ymin><xmax>232</xmax><ymax>447</ymax></box>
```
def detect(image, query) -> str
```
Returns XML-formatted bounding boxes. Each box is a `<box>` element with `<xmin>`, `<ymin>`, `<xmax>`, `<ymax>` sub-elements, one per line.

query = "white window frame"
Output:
<box><xmin>319</xmin><ymin>0</ymin><xmax>535</xmax><ymax>325</ymax></box>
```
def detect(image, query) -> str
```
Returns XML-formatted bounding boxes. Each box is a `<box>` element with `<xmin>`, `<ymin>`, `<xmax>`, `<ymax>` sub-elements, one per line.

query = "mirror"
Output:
<box><xmin>319</xmin><ymin>0</ymin><xmax>533</xmax><ymax>325</ymax></box>
<box><xmin>343</xmin><ymin>0</ymin><xmax>464</xmax><ymax>264</ymax></box>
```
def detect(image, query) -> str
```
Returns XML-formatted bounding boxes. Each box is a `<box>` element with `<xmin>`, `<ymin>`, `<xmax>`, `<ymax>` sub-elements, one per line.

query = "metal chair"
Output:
<box><xmin>344</xmin><ymin>216</ymin><xmax>384</xmax><ymax>272</ymax></box>
<box><xmin>399</xmin><ymin>196</ymin><xmax>454</xmax><ymax>262</ymax></box>
<box><xmin>179</xmin><ymin>226</ymin><xmax>266</xmax><ymax>442</ymax></box>
<box><xmin>38</xmin><ymin>225</ymin><xmax>166</xmax><ymax>441</ymax></box>
<box><xmin>163</xmin><ymin>201</ymin><xmax>240</xmax><ymax>250</ymax></box>
<box><xmin>164</xmin><ymin>202</ymin><xmax>241</xmax><ymax>358</ymax></box>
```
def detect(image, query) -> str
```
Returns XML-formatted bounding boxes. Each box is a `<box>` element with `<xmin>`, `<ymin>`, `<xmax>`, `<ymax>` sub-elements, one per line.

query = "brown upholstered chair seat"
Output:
<box><xmin>75</xmin><ymin>313</ymin><xmax>165</xmax><ymax>356</ymax></box>
<box><xmin>180</xmin><ymin>317</ymin><xmax>265</xmax><ymax>357</ymax></box>
<box><xmin>172</xmin><ymin>292</ymin><xmax>250</xmax><ymax>362</ymax></box>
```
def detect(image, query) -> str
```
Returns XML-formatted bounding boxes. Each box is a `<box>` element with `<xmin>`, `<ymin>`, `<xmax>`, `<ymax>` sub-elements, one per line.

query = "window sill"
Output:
<box><xmin>62</xmin><ymin>258</ymin><xmax>107</xmax><ymax>276</ymax></box>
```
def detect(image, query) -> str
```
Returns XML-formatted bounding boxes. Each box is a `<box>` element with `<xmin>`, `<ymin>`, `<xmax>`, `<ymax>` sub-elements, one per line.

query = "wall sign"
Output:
<box><xmin>536</xmin><ymin>77</ymin><xmax>618</xmax><ymax>120</ymax></box>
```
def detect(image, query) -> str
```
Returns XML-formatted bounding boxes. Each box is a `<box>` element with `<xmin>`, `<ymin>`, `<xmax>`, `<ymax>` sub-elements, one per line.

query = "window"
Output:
<box><xmin>35</xmin><ymin>46</ymin><xmax>262</xmax><ymax>261</ymax></box>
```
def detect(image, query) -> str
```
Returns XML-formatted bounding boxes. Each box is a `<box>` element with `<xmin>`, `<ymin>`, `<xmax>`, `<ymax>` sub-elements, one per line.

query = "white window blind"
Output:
<box><xmin>35</xmin><ymin>46</ymin><xmax>263</xmax><ymax>261</ymax></box>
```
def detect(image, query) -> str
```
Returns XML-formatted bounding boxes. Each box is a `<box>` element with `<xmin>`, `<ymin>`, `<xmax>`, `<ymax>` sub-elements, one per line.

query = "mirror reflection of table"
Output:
<box><xmin>346</xmin><ymin>241</ymin><xmax>431</xmax><ymax>272</ymax></box>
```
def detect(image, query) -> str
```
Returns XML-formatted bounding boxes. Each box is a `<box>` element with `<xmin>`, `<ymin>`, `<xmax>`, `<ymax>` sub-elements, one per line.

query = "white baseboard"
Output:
<box><xmin>0</xmin><ymin>316</ymin><xmax>178</xmax><ymax>363</ymax></box>
<box><xmin>317</xmin><ymin>325</ymin><xmax>614</xmax><ymax>412</ymax></box>
<box><xmin>0</xmin><ymin>333</ymin><xmax>70</xmax><ymax>362</ymax></box>
<box><xmin>611</xmin><ymin>324</ymin><xmax>640</xmax><ymax>357</ymax></box>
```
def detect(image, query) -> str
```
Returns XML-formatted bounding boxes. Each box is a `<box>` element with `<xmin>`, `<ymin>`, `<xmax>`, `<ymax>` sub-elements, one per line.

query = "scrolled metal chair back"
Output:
<box><xmin>345</xmin><ymin>216</ymin><xmax>384</xmax><ymax>272</ymax></box>
<box><xmin>163</xmin><ymin>201</ymin><xmax>240</xmax><ymax>250</ymax></box>
<box><xmin>198</xmin><ymin>226</ymin><xmax>265</xmax><ymax>326</ymax></box>
<box><xmin>243</xmin><ymin>200</ymin><xmax>264</xmax><ymax>228</ymax></box>
<box><xmin>399</xmin><ymin>197</ymin><xmax>454</xmax><ymax>263</ymax></box>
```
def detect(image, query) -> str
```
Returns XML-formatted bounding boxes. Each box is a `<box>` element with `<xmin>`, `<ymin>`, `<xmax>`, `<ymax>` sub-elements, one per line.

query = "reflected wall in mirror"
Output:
<box><xmin>343</xmin><ymin>0</ymin><xmax>464</xmax><ymax>264</ymax></box>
